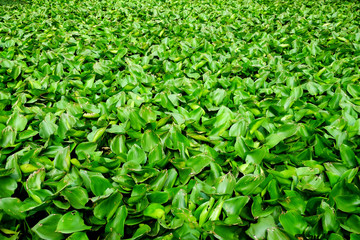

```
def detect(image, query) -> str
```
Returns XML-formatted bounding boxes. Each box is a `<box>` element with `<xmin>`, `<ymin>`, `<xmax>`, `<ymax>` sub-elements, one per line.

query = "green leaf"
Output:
<box><xmin>87</xmin><ymin>127</ymin><xmax>106</xmax><ymax>142</ymax></box>
<box><xmin>212</xmin><ymin>224</ymin><xmax>240</xmax><ymax>240</ymax></box>
<box><xmin>245</xmin><ymin>147</ymin><xmax>266</xmax><ymax>165</ymax></box>
<box><xmin>147</xmin><ymin>192</ymin><xmax>169</xmax><ymax>204</ymax></box>
<box><xmin>223</xmin><ymin>196</ymin><xmax>250</xmax><ymax>216</ymax></box>
<box><xmin>66</xmin><ymin>232</ymin><xmax>89</xmax><ymax>240</ymax></box>
<box><xmin>19</xmin><ymin>130</ymin><xmax>38</xmax><ymax>140</ymax></box>
<box><xmin>335</xmin><ymin>195</ymin><xmax>360</xmax><ymax>213</ymax></box>
<box><xmin>144</xmin><ymin>203</ymin><xmax>166</xmax><ymax>219</ymax></box>
<box><xmin>186</xmin><ymin>155</ymin><xmax>212</xmax><ymax>175</ymax></box>
<box><xmin>267</xmin><ymin>228</ymin><xmax>290</xmax><ymax>240</ymax></box>
<box><xmin>130</xmin><ymin>224</ymin><xmax>151</xmax><ymax>239</ymax></box>
<box><xmin>93</xmin><ymin>61</ymin><xmax>110</xmax><ymax>75</ymax></box>
<box><xmin>246</xmin><ymin>215</ymin><xmax>276</xmax><ymax>240</ymax></box>
<box><xmin>0</xmin><ymin>126</ymin><xmax>16</xmax><ymax>148</ymax></box>
<box><xmin>39</xmin><ymin>113</ymin><xmax>58</xmax><ymax>139</ymax></box>
<box><xmin>0</xmin><ymin>198</ymin><xmax>26</xmax><ymax>220</ymax></box>
<box><xmin>61</xmin><ymin>186</ymin><xmax>89</xmax><ymax>209</ymax></box>
<box><xmin>80</xmin><ymin>171</ymin><xmax>112</xmax><ymax>196</ymax></box>
<box><xmin>279</xmin><ymin>210</ymin><xmax>307</xmax><ymax>236</ymax></box>
<box><xmin>110</xmin><ymin>135</ymin><xmax>127</xmax><ymax>155</ymax></box>
<box><xmin>127</xmin><ymin>144</ymin><xmax>147</xmax><ymax>164</ymax></box>
<box><xmin>75</xmin><ymin>142</ymin><xmax>98</xmax><ymax>160</ymax></box>
<box><xmin>279</xmin><ymin>191</ymin><xmax>306</xmax><ymax>215</ymax></box>
<box><xmin>7</xmin><ymin>111</ymin><xmax>27</xmax><ymax>132</ymax></box>
<box><xmin>54</xmin><ymin>146</ymin><xmax>71</xmax><ymax>172</ymax></box>
<box><xmin>141</xmin><ymin>130</ymin><xmax>161</xmax><ymax>152</ymax></box>
<box><xmin>57</xmin><ymin>113</ymin><xmax>76</xmax><ymax>139</ymax></box>
<box><xmin>11</xmin><ymin>65</ymin><xmax>21</xmax><ymax>79</ymax></box>
<box><xmin>321</xmin><ymin>201</ymin><xmax>339</xmax><ymax>234</ymax></box>
<box><xmin>235</xmin><ymin>174</ymin><xmax>265</xmax><ymax>195</ymax></box>
<box><xmin>105</xmin><ymin>205</ymin><xmax>127</xmax><ymax>236</ymax></box>
<box><xmin>265</xmin><ymin>124</ymin><xmax>298</xmax><ymax>149</ymax></box>
<box><xmin>0</xmin><ymin>177</ymin><xmax>17</xmax><ymax>198</ymax></box>
<box><xmin>251</xmin><ymin>195</ymin><xmax>275</xmax><ymax>218</ymax></box>
<box><xmin>215</xmin><ymin>173</ymin><xmax>236</xmax><ymax>195</ymax></box>
<box><xmin>26</xmin><ymin>168</ymin><xmax>48</xmax><ymax>203</ymax></box>
<box><xmin>340</xmin><ymin>144</ymin><xmax>356</xmax><ymax>168</ymax></box>
<box><xmin>94</xmin><ymin>191</ymin><xmax>122</xmax><ymax>221</ymax></box>
<box><xmin>3</xmin><ymin>0</ymin><xmax>360</xmax><ymax>238</ymax></box>
<box><xmin>229</xmin><ymin>121</ymin><xmax>247</xmax><ymax>137</ymax></box>
<box><xmin>341</xmin><ymin>215</ymin><xmax>360</xmax><ymax>234</ymax></box>
<box><xmin>328</xmin><ymin>233</ymin><xmax>344</xmax><ymax>240</ymax></box>
<box><xmin>56</xmin><ymin>211</ymin><xmax>91</xmax><ymax>234</ymax></box>
<box><xmin>32</xmin><ymin>214</ymin><xmax>64</xmax><ymax>240</ymax></box>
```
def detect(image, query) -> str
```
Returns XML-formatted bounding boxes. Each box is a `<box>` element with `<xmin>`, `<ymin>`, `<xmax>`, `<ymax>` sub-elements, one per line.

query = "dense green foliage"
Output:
<box><xmin>1</xmin><ymin>0</ymin><xmax>360</xmax><ymax>239</ymax></box>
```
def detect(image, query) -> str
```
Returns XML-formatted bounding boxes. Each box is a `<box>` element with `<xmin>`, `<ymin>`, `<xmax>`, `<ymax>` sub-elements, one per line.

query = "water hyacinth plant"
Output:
<box><xmin>0</xmin><ymin>0</ymin><xmax>360</xmax><ymax>239</ymax></box>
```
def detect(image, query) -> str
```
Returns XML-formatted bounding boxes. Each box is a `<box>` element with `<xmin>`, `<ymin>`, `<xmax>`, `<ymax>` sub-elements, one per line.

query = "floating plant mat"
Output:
<box><xmin>0</xmin><ymin>0</ymin><xmax>360</xmax><ymax>239</ymax></box>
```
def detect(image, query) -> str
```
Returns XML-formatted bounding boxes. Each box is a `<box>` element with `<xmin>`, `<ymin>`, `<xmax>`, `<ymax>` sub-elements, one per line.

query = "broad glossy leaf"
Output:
<box><xmin>105</xmin><ymin>205</ymin><xmax>127</xmax><ymax>236</ymax></box>
<box><xmin>335</xmin><ymin>195</ymin><xmax>360</xmax><ymax>213</ymax></box>
<box><xmin>66</xmin><ymin>232</ymin><xmax>89</xmax><ymax>240</ymax></box>
<box><xmin>93</xmin><ymin>61</ymin><xmax>110</xmax><ymax>75</ymax></box>
<box><xmin>144</xmin><ymin>203</ymin><xmax>165</xmax><ymax>219</ymax></box>
<box><xmin>79</xmin><ymin>170</ymin><xmax>113</xmax><ymax>196</ymax></box>
<box><xmin>265</xmin><ymin>124</ymin><xmax>298</xmax><ymax>149</ymax></box>
<box><xmin>279</xmin><ymin>191</ymin><xmax>306</xmax><ymax>214</ymax></box>
<box><xmin>87</xmin><ymin>127</ymin><xmax>106</xmax><ymax>142</ymax></box>
<box><xmin>215</xmin><ymin>173</ymin><xmax>236</xmax><ymax>195</ymax></box>
<box><xmin>245</xmin><ymin>147</ymin><xmax>266</xmax><ymax>165</ymax></box>
<box><xmin>186</xmin><ymin>155</ymin><xmax>212</xmax><ymax>175</ymax></box>
<box><xmin>141</xmin><ymin>130</ymin><xmax>161</xmax><ymax>152</ymax></box>
<box><xmin>54</xmin><ymin>146</ymin><xmax>71</xmax><ymax>172</ymax></box>
<box><xmin>0</xmin><ymin>177</ymin><xmax>17</xmax><ymax>198</ymax></box>
<box><xmin>328</xmin><ymin>233</ymin><xmax>344</xmax><ymax>240</ymax></box>
<box><xmin>223</xmin><ymin>196</ymin><xmax>249</xmax><ymax>217</ymax></box>
<box><xmin>340</xmin><ymin>144</ymin><xmax>356</xmax><ymax>168</ymax></box>
<box><xmin>57</xmin><ymin>113</ymin><xmax>76</xmax><ymax>139</ymax></box>
<box><xmin>235</xmin><ymin>174</ymin><xmax>265</xmax><ymax>195</ymax></box>
<box><xmin>130</xmin><ymin>224</ymin><xmax>151</xmax><ymax>239</ymax></box>
<box><xmin>267</xmin><ymin>228</ymin><xmax>290</xmax><ymax>240</ymax></box>
<box><xmin>110</xmin><ymin>135</ymin><xmax>127</xmax><ymax>155</ymax></box>
<box><xmin>127</xmin><ymin>144</ymin><xmax>147</xmax><ymax>165</ymax></box>
<box><xmin>75</xmin><ymin>142</ymin><xmax>98</xmax><ymax>160</ymax></box>
<box><xmin>56</xmin><ymin>211</ymin><xmax>91</xmax><ymax>234</ymax></box>
<box><xmin>0</xmin><ymin>126</ymin><xmax>16</xmax><ymax>148</ymax></box>
<box><xmin>32</xmin><ymin>214</ymin><xmax>63</xmax><ymax>240</ymax></box>
<box><xmin>7</xmin><ymin>111</ymin><xmax>27</xmax><ymax>132</ymax></box>
<box><xmin>341</xmin><ymin>215</ymin><xmax>360</xmax><ymax>234</ymax></box>
<box><xmin>61</xmin><ymin>186</ymin><xmax>89</xmax><ymax>209</ymax></box>
<box><xmin>94</xmin><ymin>191</ymin><xmax>122</xmax><ymax>220</ymax></box>
<box><xmin>0</xmin><ymin>198</ymin><xmax>26</xmax><ymax>219</ymax></box>
<box><xmin>279</xmin><ymin>210</ymin><xmax>307</xmax><ymax>236</ymax></box>
<box><xmin>246</xmin><ymin>215</ymin><xmax>276</xmax><ymax>240</ymax></box>
<box><xmin>212</xmin><ymin>224</ymin><xmax>240</xmax><ymax>240</ymax></box>
<box><xmin>148</xmin><ymin>192</ymin><xmax>169</xmax><ymax>204</ymax></box>
<box><xmin>39</xmin><ymin>113</ymin><xmax>58</xmax><ymax>139</ymax></box>
<box><xmin>321</xmin><ymin>201</ymin><xmax>339</xmax><ymax>234</ymax></box>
